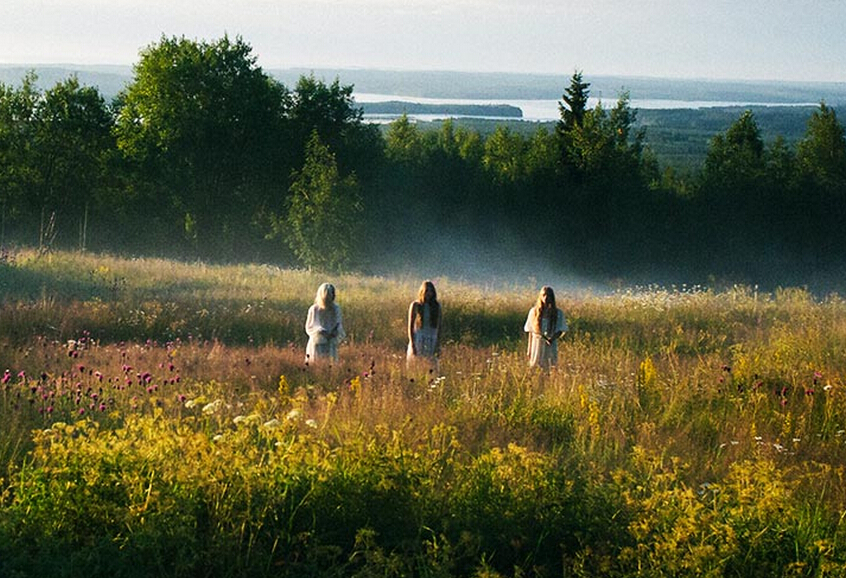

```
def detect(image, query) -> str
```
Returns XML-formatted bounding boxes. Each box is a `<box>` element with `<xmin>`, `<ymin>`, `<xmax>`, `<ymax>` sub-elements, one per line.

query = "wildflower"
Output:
<box><xmin>263</xmin><ymin>418</ymin><xmax>281</xmax><ymax>429</ymax></box>
<box><xmin>2</xmin><ymin>370</ymin><xmax>11</xmax><ymax>384</ymax></box>
<box><xmin>202</xmin><ymin>399</ymin><xmax>224</xmax><ymax>414</ymax></box>
<box><xmin>305</xmin><ymin>419</ymin><xmax>318</xmax><ymax>428</ymax></box>
<box><xmin>286</xmin><ymin>408</ymin><xmax>302</xmax><ymax>421</ymax></box>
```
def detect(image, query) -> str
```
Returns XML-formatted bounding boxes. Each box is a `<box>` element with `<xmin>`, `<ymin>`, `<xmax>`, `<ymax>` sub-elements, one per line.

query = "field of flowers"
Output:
<box><xmin>2</xmin><ymin>250</ymin><xmax>846</xmax><ymax>577</ymax></box>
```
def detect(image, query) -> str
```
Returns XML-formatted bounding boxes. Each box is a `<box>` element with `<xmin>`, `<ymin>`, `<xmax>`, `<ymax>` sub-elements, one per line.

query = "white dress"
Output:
<box><xmin>524</xmin><ymin>307</ymin><xmax>567</xmax><ymax>368</ymax></box>
<box><xmin>305</xmin><ymin>304</ymin><xmax>345</xmax><ymax>362</ymax></box>
<box><xmin>407</xmin><ymin>302</ymin><xmax>439</xmax><ymax>362</ymax></box>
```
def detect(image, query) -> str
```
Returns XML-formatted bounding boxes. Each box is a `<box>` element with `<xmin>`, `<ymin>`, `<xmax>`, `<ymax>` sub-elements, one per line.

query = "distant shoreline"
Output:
<box><xmin>359</xmin><ymin>100</ymin><xmax>523</xmax><ymax>119</ymax></box>
<box><xmin>2</xmin><ymin>64</ymin><xmax>844</xmax><ymax>107</ymax></box>
<box><xmin>355</xmin><ymin>93</ymin><xmax>822</xmax><ymax>123</ymax></box>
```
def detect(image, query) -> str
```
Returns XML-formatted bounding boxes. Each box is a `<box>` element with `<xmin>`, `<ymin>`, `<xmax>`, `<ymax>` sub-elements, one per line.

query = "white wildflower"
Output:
<box><xmin>202</xmin><ymin>399</ymin><xmax>224</xmax><ymax>415</ymax></box>
<box><xmin>286</xmin><ymin>408</ymin><xmax>302</xmax><ymax>421</ymax></box>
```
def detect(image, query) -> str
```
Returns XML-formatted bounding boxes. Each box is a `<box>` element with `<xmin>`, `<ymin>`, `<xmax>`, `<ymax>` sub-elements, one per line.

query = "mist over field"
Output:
<box><xmin>2</xmin><ymin>44</ymin><xmax>846</xmax><ymax>296</ymax></box>
<box><xmin>5</xmin><ymin>35</ymin><xmax>846</xmax><ymax>574</ymax></box>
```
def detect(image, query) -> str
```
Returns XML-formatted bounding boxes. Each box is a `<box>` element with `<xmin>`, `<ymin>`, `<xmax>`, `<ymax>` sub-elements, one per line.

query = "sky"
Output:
<box><xmin>3</xmin><ymin>0</ymin><xmax>846</xmax><ymax>83</ymax></box>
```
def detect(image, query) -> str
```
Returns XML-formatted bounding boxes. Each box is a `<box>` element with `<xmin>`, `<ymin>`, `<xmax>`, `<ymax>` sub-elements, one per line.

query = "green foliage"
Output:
<box><xmin>0</xmin><ymin>73</ymin><xmax>113</xmax><ymax>248</ymax></box>
<box><xmin>284</xmin><ymin>132</ymin><xmax>363</xmax><ymax>272</ymax></box>
<box><xmin>113</xmin><ymin>34</ymin><xmax>289</xmax><ymax>258</ymax></box>
<box><xmin>3</xmin><ymin>51</ymin><xmax>846</xmax><ymax>283</ymax></box>
<box><xmin>482</xmin><ymin>126</ymin><xmax>525</xmax><ymax>184</ymax></box>
<box><xmin>4</xmin><ymin>254</ymin><xmax>846</xmax><ymax>575</ymax></box>
<box><xmin>557</xmin><ymin>69</ymin><xmax>590</xmax><ymax>133</ymax></box>
<box><xmin>796</xmin><ymin>102</ymin><xmax>846</xmax><ymax>193</ymax></box>
<box><xmin>384</xmin><ymin>114</ymin><xmax>425</xmax><ymax>166</ymax></box>
<box><xmin>702</xmin><ymin>110</ymin><xmax>766</xmax><ymax>195</ymax></box>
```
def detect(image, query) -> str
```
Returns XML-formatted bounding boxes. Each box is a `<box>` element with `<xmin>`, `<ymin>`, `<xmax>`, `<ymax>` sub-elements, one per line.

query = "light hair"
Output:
<box><xmin>315</xmin><ymin>283</ymin><xmax>336</xmax><ymax>309</ymax></box>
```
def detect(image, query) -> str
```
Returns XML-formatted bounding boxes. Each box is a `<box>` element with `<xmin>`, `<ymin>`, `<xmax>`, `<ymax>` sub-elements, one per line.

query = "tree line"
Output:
<box><xmin>1</xmin><ymin>35</ymin><xmax>845</xmax><ymax>287</ymax></box>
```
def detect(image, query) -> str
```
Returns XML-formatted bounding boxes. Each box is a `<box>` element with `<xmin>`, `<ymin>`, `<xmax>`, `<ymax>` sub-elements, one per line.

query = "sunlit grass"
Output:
<box><xmin>3</xmin><ymin>249</ymin><xmax>846</xmax><ymax>576</ymax></box>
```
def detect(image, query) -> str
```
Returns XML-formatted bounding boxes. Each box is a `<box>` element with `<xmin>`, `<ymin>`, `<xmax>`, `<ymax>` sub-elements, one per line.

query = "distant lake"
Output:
<box><xmin>354</xmin><ymin>92</ymin><xmax>819</xmax><ymax>122</ymax></box>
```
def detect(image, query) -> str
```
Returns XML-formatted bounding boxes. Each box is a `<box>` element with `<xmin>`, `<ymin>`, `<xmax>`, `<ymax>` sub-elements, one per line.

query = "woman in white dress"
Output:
<box><xmin>524</xmin><ymin>286</ymin><xmax>567</xmax><ymax>368</ymax></box>
<box><xmin>305</xmin><ymin>283</ymin><xmax>346</xmax><ymax>363</ymax></box>
<box><xmin>407</xmin><ymin>280</ymin><xmax>440</xmax><ymax>367</ymax></box>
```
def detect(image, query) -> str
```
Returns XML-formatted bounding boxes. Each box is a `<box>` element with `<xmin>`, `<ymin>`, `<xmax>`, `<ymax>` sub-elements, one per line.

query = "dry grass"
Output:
<box><xmin>3</xmin><ymin>250</ymin><xmax>846</xmax><ymax>576</ymax></box>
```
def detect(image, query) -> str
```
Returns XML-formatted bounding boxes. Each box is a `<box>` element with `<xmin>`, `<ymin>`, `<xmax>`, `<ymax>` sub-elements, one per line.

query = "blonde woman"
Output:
<box><xmin>305</xmin><ymin>283</ymin><xmax>346</xmax><ymax>363</ymax></box>
<box><xmin>524</xmin><ymin>286</ymin><xmax>567</xmax><ymax>368</ymax></box>
<box><xmin>407</xmin><ymin>280</ymin><xmax>440</xmax><ymax>366</ymax></box>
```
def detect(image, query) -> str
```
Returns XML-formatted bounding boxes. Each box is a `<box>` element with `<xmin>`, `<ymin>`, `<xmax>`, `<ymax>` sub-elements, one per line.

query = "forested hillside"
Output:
<box><xmin>2</xmin><ymin>36</ymin><xmax>845</xmax><ymax>291</ymax></box>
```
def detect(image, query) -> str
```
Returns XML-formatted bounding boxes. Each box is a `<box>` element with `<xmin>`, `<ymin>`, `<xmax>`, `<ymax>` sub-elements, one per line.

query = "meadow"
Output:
<box><xmin>2</xmin><ymin>249</ymin><xmax>846</xmax><ymax>577</ymax></box>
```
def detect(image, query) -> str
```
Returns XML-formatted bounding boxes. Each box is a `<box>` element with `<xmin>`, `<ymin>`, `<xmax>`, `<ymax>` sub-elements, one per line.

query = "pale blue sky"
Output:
<box><xmin>3</xmin><ymin>0</ymin><xmax>846</xmax><ymax>82</ymax></box>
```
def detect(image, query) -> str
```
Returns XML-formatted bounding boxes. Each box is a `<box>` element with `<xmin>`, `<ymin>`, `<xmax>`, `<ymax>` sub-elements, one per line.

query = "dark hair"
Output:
<box><xmin>415</xmin><ymin>280</ymin><xmax>440</xmax><ymax>328</ymax></box>
<box><xmin>532</xmin><ymin>286</ymin><xmax>557</xmax><ymax>333</ymax></box>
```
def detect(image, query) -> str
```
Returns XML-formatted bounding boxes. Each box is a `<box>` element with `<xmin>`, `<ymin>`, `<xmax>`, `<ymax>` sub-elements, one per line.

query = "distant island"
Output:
<box><xmin>2</xmin><ymin>65</ymin><xmax>844</xmax><ymax>106</ymax></box>
<box><xmin>359</xmin><ymin>100</ymin><xmax>522</xmax><ymax>118</ymax></box>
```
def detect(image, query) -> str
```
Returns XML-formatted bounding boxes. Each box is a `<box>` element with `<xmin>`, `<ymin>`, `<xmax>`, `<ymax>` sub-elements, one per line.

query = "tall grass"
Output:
<box><xmin>2</xmin><ymin>249</ymin><xmax>846</xmax><ymax>576</ymax></box>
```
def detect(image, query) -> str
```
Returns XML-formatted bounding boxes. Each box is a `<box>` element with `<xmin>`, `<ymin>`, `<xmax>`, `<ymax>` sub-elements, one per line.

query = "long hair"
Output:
<box><xmin>532</xmin><ymin>286</ymin><xmax>557</xmax><ymax>333</ymax></box>
<box><xmin>314</xmin><ymin>283</ymin><xmax>338</xmax><ymax>325</ymax></box>
<box><xmin>415</xmin><ymin>280</ymin><xmax>440</xmax><ymax>328</ymax></box>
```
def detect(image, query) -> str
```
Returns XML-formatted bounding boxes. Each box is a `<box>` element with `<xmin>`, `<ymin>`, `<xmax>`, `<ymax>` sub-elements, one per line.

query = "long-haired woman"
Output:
<box><xmin>523</xmin><ymin>286</ymin><xmax>567</xmax><ymax>368</ymax></box>
<box><xmin>305</xmin><ymin>282</ymin><xmax>346</xmax><ymax>363</ymax></box>
<box><xmin>407</xmin><ymin>280</ymin><xmax>441</xmax><ymax>367</ymax></box>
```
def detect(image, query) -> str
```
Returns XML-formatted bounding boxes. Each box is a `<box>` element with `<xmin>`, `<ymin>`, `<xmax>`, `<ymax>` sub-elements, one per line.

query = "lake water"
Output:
<box><xmin>354</xmin><ymin>92</ymin><xmax>819</xmax><ymax>122</ymax></box>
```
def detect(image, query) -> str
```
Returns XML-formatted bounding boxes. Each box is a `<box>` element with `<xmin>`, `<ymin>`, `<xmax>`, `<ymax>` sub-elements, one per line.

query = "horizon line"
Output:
<box><xmin>2</xmin><ymin>62</ymin><xmax>845</xmax><ymax>87</ymax></box>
